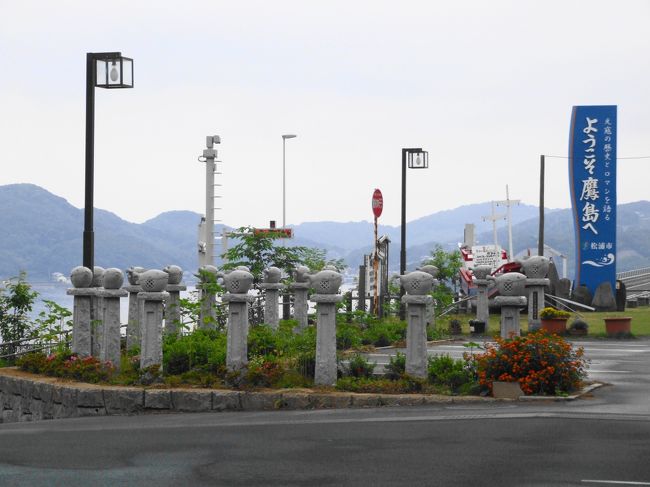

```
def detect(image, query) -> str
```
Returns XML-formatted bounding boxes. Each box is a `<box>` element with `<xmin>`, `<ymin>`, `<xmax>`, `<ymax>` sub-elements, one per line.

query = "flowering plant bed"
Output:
<box><xmin>474</xmin><ymin>331</ymin><xmax>587</xmax><ymax>396</ymax></box>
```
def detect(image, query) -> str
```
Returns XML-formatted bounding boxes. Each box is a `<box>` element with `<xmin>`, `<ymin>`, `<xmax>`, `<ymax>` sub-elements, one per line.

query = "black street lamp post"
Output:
<box><xmin>399</xmin><ymin>148</ymin><xmax>429</xmax><ymax>320</ymax></box>
<box><xmin>83</xmin><ymin>52</ymin><xmax>134</xmax><ymax>270</ymax></box>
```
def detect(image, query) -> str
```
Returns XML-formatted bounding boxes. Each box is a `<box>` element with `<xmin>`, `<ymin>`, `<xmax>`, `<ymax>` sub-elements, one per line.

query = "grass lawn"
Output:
<box><xmin>443</xmin><ymin>306</ymin><xmax>650</xmax><ymax>337</ymax></box>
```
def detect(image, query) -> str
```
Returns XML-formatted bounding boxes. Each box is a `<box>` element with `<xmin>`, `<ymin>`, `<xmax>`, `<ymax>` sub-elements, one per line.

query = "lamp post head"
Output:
<box><xmin>92</xmin><ymin>52</ymin><xmax>134</xmax><ymax>89</ymax></box>
<box><xmin>282</xmin><ymin>134</ymin><xmax>297</xmax><ymax>140</ymax></box>
<box><xmin>407</xmin><ymin>149</ymin><xmax>428</xmax><ymax>169</ymax></box>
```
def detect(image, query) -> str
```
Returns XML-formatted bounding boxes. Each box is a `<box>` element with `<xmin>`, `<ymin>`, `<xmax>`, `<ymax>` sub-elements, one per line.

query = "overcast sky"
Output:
<box><xmin>1</xmin><ymin>0</ymin><xmax>648</xmax><ymax>228</ymax></box>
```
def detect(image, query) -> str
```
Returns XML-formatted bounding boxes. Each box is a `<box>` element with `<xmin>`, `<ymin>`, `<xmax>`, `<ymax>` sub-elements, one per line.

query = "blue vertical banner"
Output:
<box><xmin>569</xmin><ymin>105</ymin><xmax>617</xmax><ymax>295</ymax></box>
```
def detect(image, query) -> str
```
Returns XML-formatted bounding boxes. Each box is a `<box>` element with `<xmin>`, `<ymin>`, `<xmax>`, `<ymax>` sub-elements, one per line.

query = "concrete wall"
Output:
<box><xmin>0</xmin><ymin>368</ymin><xmax>491</xmax><ymax>424</ymax></box>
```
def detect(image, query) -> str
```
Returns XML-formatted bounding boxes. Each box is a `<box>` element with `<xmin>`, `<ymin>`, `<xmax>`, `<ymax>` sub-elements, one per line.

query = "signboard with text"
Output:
<box><xmin>470</xmin><ymin>245</ymin><xmax>503</xmax><ymax>270</ymax></box>
<box><xmin>569</xmin><ymin>105</ymin><xmax>617</xmax><ymax>295</ymax></box>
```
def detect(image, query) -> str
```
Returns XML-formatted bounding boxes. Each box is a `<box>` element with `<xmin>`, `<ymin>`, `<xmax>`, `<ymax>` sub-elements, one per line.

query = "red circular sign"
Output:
<box><xmin>372</xmin><ymin>189</ymin><xmax>383</xmax><ymax>218</ymax></box>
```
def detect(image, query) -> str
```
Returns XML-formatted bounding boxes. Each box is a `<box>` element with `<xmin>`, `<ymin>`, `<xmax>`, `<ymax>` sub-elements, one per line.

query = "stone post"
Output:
<box><xmin>197</xmin><ymin>265</ymin><xmax>219</xmax><ymax>329</ymax></box>
<box><xmin>291</xmin><ymin>281</ymin><xmax>310</xmax><ymax>332</ymax></box>
<box><xmin>98</xmin><ymin>268</ymin><xmax>127</xmax><ymax>371</ymax></box>
<box><xmin>521</xmin><ymin>256</ymin><xmax>550</xmax><ymax>332</ymax></box>
<box><xmin>125</xmin><ymin>266</ymin><xmax>145</xmax><ymax>351</ymax></box>
<box><xmin>493</xmin><ymin>272</ymin><xmax>527</xmax><ymax>339</ymax></box>
<box><xmin>473</xmin><ymin>265</ymin><xmax>493</xmax><ymax>333</ymax></box>
<box><xmin>67</xmin><ymin>266</ymin><xmax>94</xmax><ymax>357</ymax></box>
<box><xmin>418</xmin><ymin>265</ymin><xmax>438</xmax><ymax>328</ymax></box>
<box><xmin>137</xmin><ymin>270</ymin><xmax>169</xmax><ymax>371</ymax></box>
<box><xmin>222</xmin><ymin>267</ymin><xmax>254</xmax><ymax>373</ymax></box>
<box><xmin>309</xmin><ymin>267</ymin><xmax>344</xmax><ymax>386</ymax></box>
<box><xmin>164</xmin><ymin>265</ymin><xmax>187</xmax><ymax>336</ymax></box>
<box><xmin>400</xmin><ymin>268</ymin><xmax>437</xmax><ymax>378</ymax></box>
<box><xmin>259</xmin><ymin>266</ymin><xmax>284</xmax><ymax>330</ymax></box>
<box><xmin>90</xmin><ymin>266</ymin><xmax>105</xmax><ymax>357</ymax></box>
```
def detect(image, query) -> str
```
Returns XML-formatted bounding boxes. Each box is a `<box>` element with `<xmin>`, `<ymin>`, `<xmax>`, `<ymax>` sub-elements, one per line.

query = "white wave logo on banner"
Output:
<box><xmin>582</xmin><ymin>253</ymin><xmax>616</xmax><ymax>268</ymax></box>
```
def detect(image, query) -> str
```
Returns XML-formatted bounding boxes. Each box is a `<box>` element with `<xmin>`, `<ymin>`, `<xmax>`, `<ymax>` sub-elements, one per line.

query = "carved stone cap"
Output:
<box><xmin>259</xmin><ymin>283</ymin><xmax>285</xmax><ymax>291</ymax></box>
<box><xmin>525</xmin><ymin>278</ymin><xmax>550</xmax><ymax>287</ymax></box>
<box><xmin>66</xmin><ymin>288</ymin><xmax>97</xmax><ymax>296</ymax></box>
<box><xmin>137</xmin><ymin>291</ymin><xmax>169</xmax><ymax>301</ymax></box>
<box><xmin>311</xmin><ymin>294</ymin><xmax>343</xmax><ymax>304</ymax></box>
<box><xmin>401</xmin><ymin>295</ymin><xmax>434</xmax><ymax>305</ymax></box>
<box><xmin>166</xmin><ymin>284</ymin><xmax>187</xmax><ymax>292</ymax></box>
<box><xmin>493</xmin><ymin>296</ymin><xmax>527</xmax><ymax>307</ymax></box>
<box><xmin>521</xmin><ymin>256</ymin><xmax>550</xmax><ymax>279</ymax></box>
<box><xmin>222</xmin><ymin>293</ymin><xmax>255</xmax><ymax>303</ymax></box>
<box><xmin>97</xmin><ymin>288</ymin><xmax>128</xmax><ymax>298</ymax></box>
<box><xmin>473</xmin><ymin>265</ymin><xmax>493</xmax><ymax>280</ymax></box>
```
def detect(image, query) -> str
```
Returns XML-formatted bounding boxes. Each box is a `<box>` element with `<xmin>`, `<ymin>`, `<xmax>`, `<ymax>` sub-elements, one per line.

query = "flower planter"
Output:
<box><xmin>604</xmin><ymin>317</ymin><xmax>632</xmax><ymax>337</ymax></box>
<box><xmin>540</xmin><ymin>318</ymin><xmax>567</xmax><ymax>335</ymax></box>
<box><xmin>492</xmin><ymin>381</ymin><xmax>524</xmax><ymax>399</ymax></box>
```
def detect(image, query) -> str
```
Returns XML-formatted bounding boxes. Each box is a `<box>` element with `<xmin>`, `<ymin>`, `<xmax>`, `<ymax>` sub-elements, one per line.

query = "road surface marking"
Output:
<box><xmin>581</xmin><ymin>481</ymin><xmax>650</xmax><ymax>485</ymax></box>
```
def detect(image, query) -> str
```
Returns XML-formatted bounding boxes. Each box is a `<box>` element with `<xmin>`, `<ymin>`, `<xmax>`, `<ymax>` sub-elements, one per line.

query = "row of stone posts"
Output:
<box><xmin>471</xmin><ymin>256</ymin><xmax>552</xmax><ymax>338</ymax></box>
<box><xmin>68</xmin><ymin>265</ymin><xmax>186</xmax><ymax>373</ymax></box>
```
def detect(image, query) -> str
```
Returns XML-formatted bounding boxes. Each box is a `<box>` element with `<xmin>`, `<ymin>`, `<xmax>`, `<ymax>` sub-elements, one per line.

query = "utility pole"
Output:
<box><xmin>538</xmin><ymin>154</ymin><xmax>545</xmax><ymax>256</ymax></box>
<box><xmin>496</xmin><ymin>185</ymin><xmax>520</xmax><ymax>261</ymax></box>
<box><xmin>481</xmin><ymin>201</ymin><xmax>506</xmax><ymax>249</ymax></box>
<box><xmin>198</xmin><ymin>135</ymin><xmax>220</xmax><ymax>267</ymax></box>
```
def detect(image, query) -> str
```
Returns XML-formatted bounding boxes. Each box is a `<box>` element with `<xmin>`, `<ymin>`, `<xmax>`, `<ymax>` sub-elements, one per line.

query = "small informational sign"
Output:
<box><xmin>471</xmin><ymin>245</ymin><xmax>503</xmax><ymax>269</ymax></box>
<box><xmin>569</xmin><ymin>105</ymin><xmax>617</xmax><ymax>295</ymax></box>
<box><xmin>253</xmin><ymin>228</ymin><xmax>293</xmax><ymax>238</ymax></box>
<box><xmin>372</xmin><ymin>189</ymin><xmax>383</xmax><ymax>218</ymax></box>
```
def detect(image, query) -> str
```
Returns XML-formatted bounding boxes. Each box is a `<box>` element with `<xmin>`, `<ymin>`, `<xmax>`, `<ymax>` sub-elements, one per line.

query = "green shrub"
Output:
<box><xmin>385</xmin><ymin>352</ymin><xmax>406</xmax><ymax>380</ymax></box>
<box><xmin>362</xmin><ymin>321</ymin><xmax>406</xmax><ymax>347</ymax></box>
<box><xmin>163</xmin><ymin>329</ymin><xmax>226</xmax><ymax>375</ymax></box>
<box><xmin>427</xmin><ymin>354</ymin><xmax>474</xmax><ymax>393</ymax></box>
<box><xmin>337</xmin><ymin>323</ymin><xmax>363</xmax><ymax>350</ymax></box>
<box><xmin>342</xmin><ymin>353</ymin><xmax>376</xmax><ymax>378</ymax></box>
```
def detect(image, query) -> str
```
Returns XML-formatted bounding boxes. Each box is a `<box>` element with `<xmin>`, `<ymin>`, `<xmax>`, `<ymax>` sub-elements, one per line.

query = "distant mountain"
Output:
<box><xmin>0</xmin><ymin>184</ymin><xmax>203</xmax><ymax>279</ymax></box>
<box><xmin>1</xmin><ymin>184</ymin><xmax>648</xmax><ymax>281</ymax></box>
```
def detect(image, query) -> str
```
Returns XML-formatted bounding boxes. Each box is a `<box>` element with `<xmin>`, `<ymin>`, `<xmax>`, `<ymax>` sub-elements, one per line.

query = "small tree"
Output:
<box><xmin>421</xmin><ymin>245</ymin><xmax>462</xmax><ymax>315</ymax></box>
<box><xmin>221</xmin><ymin>226</ymin><xmax>345</xmax><ymax>282</ymax></box>
<box><xmin>0</xmin><ymin>273</ymin><xmax>38</xmax><ymax>358</ymax></box>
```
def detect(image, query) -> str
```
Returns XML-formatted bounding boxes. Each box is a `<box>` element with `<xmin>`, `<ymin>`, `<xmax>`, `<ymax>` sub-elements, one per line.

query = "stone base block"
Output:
<box><xmin>492</xmin><ymin>381</ymin><xmax>523</xmax><ymax>399</ymax></box>
<box><xmin>171</xmin><ymin>390</ymin><xmax>213</xmax><ymax>412</ymax></box>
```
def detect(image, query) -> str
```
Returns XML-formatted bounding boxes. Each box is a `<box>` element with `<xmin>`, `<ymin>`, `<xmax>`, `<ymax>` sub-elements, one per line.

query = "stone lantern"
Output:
<box><xmin>98</xmin><ymin>268</ymin><xmax>126</xmax><ymax>370</ymax></box>
<box><xmin>291</xmin><ymin>265</ymin><xmax>311</xmax><ymax>332</ymax></box>
<box><xmin>138</xmin><ymin>270</ymin><xmax>169</xmax><ymax>371</ymax></box>
<box><xmin>493</xmin><ymin>272</ymin><xmax>527</xmax><ymax>338</ymax></box>
<box><xmin>196</xmin><ymin>265</ymin><xmax>219</xmax><ymax>329</ymax></box>
<box><xmin>222</xmin><ymin>267</ymin><xmax>255</xmax><ymax>373</ymax></box>
<box><xmin>521</xmin><ymin>256</ymin><xmax>550</xmax><ymax>331</ymax></box>
<box><xmin>67</xmin><ymin>266</ymin><xmax>94</xmax><ymax>357</ymax></box>
<box><xmin>472</xmin><ymin>265</ymin><xmax>494</xmax><ymax>333</ymax></box>
<box><xmin>309</xmin><ymin>268</ymin><xmax>344</xmax><ymax>386</ymax></box>
<box><xmin>164</xmin><ymin>265</ymin><xmax>186</xmax><ymax>336</ymax></box>
<box><xmin>400</xmin><ymin>268</ymin><xmax>437</xmax><ymax>378</ymax></box>
<box><xmin>125</xmin><ymin>266</ymin><xmax>146</xmax><ymax>350</ymax></box>
<box><xmin>259</xmin><ymin>266</ymin><xmax>284</xmax><ymax>330</ymax></box>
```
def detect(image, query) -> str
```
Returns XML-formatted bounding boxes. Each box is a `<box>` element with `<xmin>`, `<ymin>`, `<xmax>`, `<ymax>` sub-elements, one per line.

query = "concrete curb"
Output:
<box><xmin>0</xmin><ymin>368</ymin><xmax>497</xmax><ymax>424</ymax></box>
<box><xmin>517</xmin><ymin>382</ymin><xmax>605</xmax><ymax>402</ymax></box>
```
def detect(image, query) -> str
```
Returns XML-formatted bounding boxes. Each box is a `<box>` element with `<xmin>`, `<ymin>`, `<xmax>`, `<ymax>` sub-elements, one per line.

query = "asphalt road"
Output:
<box><xmin>0</xmin><ymin>338</ymin><xmax>648</xmax><ymax>486</ymax></box>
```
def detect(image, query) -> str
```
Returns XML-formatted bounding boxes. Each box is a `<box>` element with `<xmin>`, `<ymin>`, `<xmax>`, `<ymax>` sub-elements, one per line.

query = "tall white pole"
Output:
<box><xmin>506</xmin><ymin>185</ymin><xmax>513</xmax><ymax>261</ymax></box>
<box><xmin>492</xmin><ymin>201</ymin><xmax>499</xmax><ymax>248</ymax></box>
<box><xmin>281</xmin><ymin>135</ymin><xmax>296</xmax><ymax>230</ymax></box>
<box><xmin>282</xmin><ymin>137</ymin><xmax>286</xmax><ymax>229</ymax></box>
